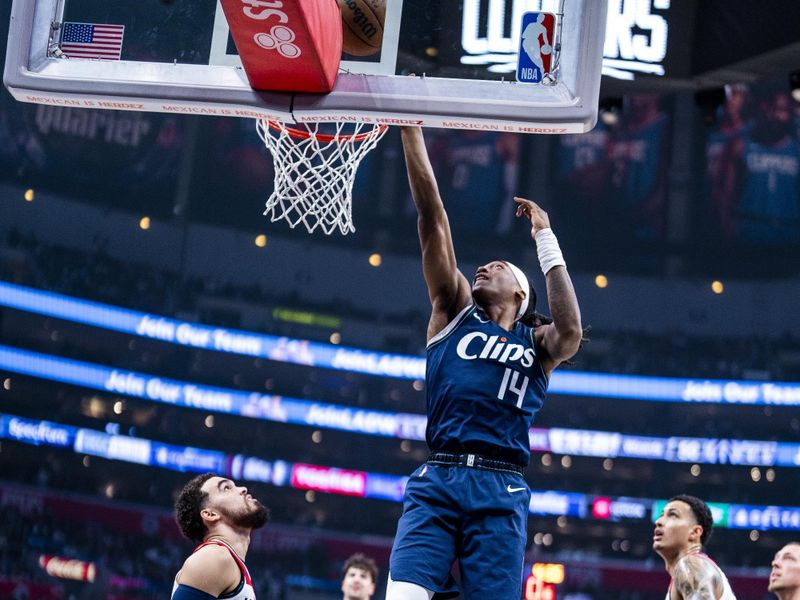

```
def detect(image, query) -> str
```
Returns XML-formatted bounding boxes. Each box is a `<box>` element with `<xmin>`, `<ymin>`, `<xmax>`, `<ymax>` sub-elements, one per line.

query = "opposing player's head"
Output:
<box><xmin>653</xmin><ymin>495</ymin><xmax>713</xmax><ymax>558</ymax></box>
<box><xmin>769</xmin><ymin>543</ymin><xmax>800</xmax><ymax>596</ymax></box>
<box><xmin>472</xmin><ymin>260</ymin><xmax>533</xmax><ymax>320</ymax></box>
<box><xmin>341</xmin><ymin>553</ymin><xmax>378</xmax><ymax>599</ymax></box>
<box><xmin>175</xmin><ymin>473</ymin><xmax>270</xmax><ymax>543</ymax></box>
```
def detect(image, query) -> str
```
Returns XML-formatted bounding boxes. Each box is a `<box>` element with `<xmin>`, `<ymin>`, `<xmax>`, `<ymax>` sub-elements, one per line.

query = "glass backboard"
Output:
<box><xmin>4</xmin><ymin>0</ymin><xmax>607</xmax><ymax>133</ymax></box>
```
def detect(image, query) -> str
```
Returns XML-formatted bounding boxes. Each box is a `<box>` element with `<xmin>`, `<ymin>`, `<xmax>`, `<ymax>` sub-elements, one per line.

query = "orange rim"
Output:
<box><xmin>267</xmin><ymin>120</ymin><xmax>387</xmax><ymax>143</ymax></box>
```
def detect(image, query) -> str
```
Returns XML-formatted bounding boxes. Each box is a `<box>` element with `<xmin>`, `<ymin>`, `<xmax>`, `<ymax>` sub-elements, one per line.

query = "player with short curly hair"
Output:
<box><xmin>172</xmin><ymin>473</ymin><xmax>269</xmax><ymax>600</ymax></box>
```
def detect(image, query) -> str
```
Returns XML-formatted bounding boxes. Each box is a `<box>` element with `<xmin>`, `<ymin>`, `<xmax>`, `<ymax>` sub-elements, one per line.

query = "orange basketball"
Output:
<box><xmin>337</xmin><ymin>0</ymin><xmax>385</xmax><ymax>56</ymax></box>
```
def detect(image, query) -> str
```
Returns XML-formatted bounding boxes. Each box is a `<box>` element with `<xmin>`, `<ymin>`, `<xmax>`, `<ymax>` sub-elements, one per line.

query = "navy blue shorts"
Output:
<box><xmin>389</xmin><ymin>462</ymin><xmax>530</xmax><ymax>599</ymax></box>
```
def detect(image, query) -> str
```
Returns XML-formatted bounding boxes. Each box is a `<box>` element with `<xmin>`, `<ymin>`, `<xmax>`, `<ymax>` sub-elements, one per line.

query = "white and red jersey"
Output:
<box><xmin>666</xmin><ymin>552</ymin><xmax>737</xmax><ymax>600</ymax></box>
<box><xmin>172</xmin><ymin>539</ymin><xmax>256</xmax><ymax>600</ymax></box>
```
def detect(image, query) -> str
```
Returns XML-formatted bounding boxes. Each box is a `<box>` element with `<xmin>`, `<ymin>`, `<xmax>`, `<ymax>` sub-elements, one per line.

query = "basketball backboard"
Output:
<box><xmin>4</xmin><ymin>0</ymin><xmax>607</xmax><ymax>133</ymax></box>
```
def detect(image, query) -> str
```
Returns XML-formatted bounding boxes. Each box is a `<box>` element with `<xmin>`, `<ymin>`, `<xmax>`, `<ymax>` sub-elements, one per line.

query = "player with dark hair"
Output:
<box><xmin>342</xmin><ymin>553</ymin><xmax>379</xmax><ymax>600</ymax></box>
<box><xmin>386</xmin><ymin>126</ymin><xmax>583</xmax><ymax>600</ymax></box>
<box><xmin>653</xmin><ymin>494</ymin><xmax>737</xmax><ymax>599</ymax></box>
<box><xmin>769</xmin><ymin>543</ymin><xmax>800</xmax><ymax>599</ymax></box>
<box><xmin>172</xmin><ymin>473</ymin><xmax>270</xmax><ymax>600</ymax></box>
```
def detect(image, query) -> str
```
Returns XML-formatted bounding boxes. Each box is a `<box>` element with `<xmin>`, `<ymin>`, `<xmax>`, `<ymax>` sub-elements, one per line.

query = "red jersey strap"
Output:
<box><xmin>193</xmin><ymin>540</ymin><xmax>253</xmax><ymax>586</ymax></box>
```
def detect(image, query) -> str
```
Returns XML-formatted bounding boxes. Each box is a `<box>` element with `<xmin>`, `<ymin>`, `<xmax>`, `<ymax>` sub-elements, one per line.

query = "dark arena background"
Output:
<box><xmin>2</xmin><ymin>1</ymin><xmax>800</xmax><ymax>599</ymax></box>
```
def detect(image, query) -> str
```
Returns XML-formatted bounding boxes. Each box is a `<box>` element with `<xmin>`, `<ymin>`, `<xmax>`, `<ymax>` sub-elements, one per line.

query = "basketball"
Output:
<box><xmin>338</xmin><ymin>0</ymin><xmax>386</xmax><ymax>57</ymax></box>
<box><xmin>540</xmin><ymin>44</ymin><xmax>552</xmax><ymax>55</ymax></box>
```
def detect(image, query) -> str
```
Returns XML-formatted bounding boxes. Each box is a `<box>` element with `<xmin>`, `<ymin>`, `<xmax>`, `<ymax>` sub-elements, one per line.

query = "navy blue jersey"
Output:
<box><xmin>425</xmin><ymin>304</ymin><xmax>548</xmax><ymax>465</ymax></box>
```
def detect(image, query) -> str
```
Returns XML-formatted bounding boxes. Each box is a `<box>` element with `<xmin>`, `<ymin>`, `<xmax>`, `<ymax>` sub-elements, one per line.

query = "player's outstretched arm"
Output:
<box><xmin>672</xmin><ymin>555</ymin><xmax>723</xmax><ymax>600</ymax></box>
<box><xmin>400</xmin><ymin>127</ymin><xmax>471</xmax><ymax>340</ymax></box>
<box><xmin>514</xmin><ymin>197</ymin><xmax>582</xmax><ymax>376</ymax></box>
<box><xmin>174</xmin><ymin>544</ymin><xmax>241</xmax><ymax>599</ymax></box>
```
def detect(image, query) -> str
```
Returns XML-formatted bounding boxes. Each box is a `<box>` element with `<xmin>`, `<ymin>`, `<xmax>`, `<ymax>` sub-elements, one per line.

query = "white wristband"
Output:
<box><xmin>535</xmin><ymin>228</ymin><xmax>566</xmax><ymax>275</ymax></box>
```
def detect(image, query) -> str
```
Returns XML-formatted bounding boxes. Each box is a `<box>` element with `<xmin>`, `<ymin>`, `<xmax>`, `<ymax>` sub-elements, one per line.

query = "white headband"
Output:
<box><xmin>504</xmin><ymin>261</ymin><xmax>530</xmax><ymax>320</ymax></box>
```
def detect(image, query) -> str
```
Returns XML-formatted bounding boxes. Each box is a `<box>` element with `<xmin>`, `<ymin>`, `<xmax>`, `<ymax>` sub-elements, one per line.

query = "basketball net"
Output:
<box><xmin>256</xmin><ymin>120</ymin><xmax>388</xmax><ymax>235</ymax></box>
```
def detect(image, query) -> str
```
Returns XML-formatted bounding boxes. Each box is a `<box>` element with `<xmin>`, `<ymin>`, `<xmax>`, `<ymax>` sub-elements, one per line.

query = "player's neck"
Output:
<box><xmin>478</xmin><ymin>302</ymin><xmax>517</xmax><ymax>331</ymax></box>
<box><xmin>663</xmin><ymin>543</ymin><xmax>703</xmax><ymax>575</ymax></box>
<box><xmin>204</xmin><ymin>528</ymin><xmax>251</xmax><ymax>560</ymax></box>
<box><xmin>774</xmin><ymin>589</ymin><xmax>800</xmax><ymax>600</ymax></box>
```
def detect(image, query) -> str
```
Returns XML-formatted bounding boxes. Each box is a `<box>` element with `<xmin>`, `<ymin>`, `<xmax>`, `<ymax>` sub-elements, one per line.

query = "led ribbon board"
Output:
<box><xmin>2</xmin><ymin>282</ymin><xmax>800</xmax><ymax>405</ymax></box>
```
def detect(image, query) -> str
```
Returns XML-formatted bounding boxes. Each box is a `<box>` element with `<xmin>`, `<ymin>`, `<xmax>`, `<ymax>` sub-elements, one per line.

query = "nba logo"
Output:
<box><xmin>516</xmin><ymin>12</ymin><xmax>556</xmax><ymax>84</ymax></box>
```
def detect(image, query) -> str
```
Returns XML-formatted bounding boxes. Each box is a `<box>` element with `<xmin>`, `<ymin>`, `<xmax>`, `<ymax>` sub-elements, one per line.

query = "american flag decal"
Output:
<box><xmin>60</xmin><ymin>22</ymin><xmax>125</xmax><ymax>60</ymax></box>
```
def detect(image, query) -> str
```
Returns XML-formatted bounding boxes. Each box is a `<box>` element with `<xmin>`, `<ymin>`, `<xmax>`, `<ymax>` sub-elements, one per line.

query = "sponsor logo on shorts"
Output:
<box><xmin>507</xmin><ymin>485</ymin><xmax>526</xmax><ymax>493</ymax></box>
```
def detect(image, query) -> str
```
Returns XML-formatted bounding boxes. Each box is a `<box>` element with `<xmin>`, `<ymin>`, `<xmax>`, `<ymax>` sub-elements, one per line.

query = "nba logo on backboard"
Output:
<box><xmin>516</xmin><ymin>12</ymin><xmax>556</xmax><ymax>84</ymax></box>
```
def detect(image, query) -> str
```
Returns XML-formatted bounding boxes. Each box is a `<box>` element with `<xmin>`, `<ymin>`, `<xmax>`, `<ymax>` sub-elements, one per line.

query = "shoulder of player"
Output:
<box><xmin>178</xmin><ymin>543</ymin><xmax>241</xmax><ymax>594</ymax></box>
<box><xmin>672</xmin><ymin>554</ymin><xmax>722</xmax><ymax>595</ymax></box>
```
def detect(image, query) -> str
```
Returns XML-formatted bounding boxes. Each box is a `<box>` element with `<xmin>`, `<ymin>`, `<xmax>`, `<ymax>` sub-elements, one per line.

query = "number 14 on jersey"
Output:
<box><xmin>498</xmin><ymin>367</ymin><xmax>529</xmax><ymax>408</ymax></box>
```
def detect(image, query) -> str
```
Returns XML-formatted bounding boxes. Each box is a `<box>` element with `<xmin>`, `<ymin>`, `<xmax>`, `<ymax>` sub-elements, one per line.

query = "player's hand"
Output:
<box><xmin>514</xmin><ymin>196</ymin><xmax>551</xmax><ymax>237</ymax></box>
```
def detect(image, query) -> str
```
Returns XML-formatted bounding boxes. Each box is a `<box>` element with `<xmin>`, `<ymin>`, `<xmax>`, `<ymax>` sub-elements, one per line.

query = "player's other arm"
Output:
<box><xmin>174</xmin><ymin>544</ymin><xmax>241</xmax><ymax>599</ymax></box>
<box><xmin>514</xmin><ymin>197</ymin><xmax>582</xmax><ymax>376</ymax></box>
<box><xmin>672</xmin><ymin>555</ymin><xmax>724</xmax><ymax>600</ymax></box>
<box><xmin>400</xmin><ymin>127</ymin><xmax>471</xmax><ymax>340</ymax></box>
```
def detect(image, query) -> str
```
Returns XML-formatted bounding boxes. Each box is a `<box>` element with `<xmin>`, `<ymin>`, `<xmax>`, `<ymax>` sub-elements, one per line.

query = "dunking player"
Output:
<box><xmin>653</xmin><ymin>494</ymin><xmax>737</xmax><ymax>599</ymax></box>
<box><xmin>341</xmin><ymin>553</ymin><xmax>379</xmax><ymax>600</ymax></box>
<box><xmin>769</xmin><ymin>543</ymin><xmax>800</xmax><ymax>600</ymax></box>
<box><xmin>172</xmin><ymin>474</ymin><xmax>269</xmax><ymax>600</ymax></box>
<box><xmin>386</xmin><ymin>127</ymin><xmax>583</xmax><ymax>599</ymax></box>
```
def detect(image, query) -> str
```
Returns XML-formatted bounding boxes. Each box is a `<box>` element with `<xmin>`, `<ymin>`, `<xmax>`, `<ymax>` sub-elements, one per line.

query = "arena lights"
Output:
<box><xmin>598</xmin><ymin>97</ymin><xmax>623</xmax><ymax>126</ymax></box>
<box><xmin>138</xmin><ymin>216</ymin><xmax>151</xmax><ymax>230</ymax></box>
<box><xmin>5</xmin><ymin>281</ymin><xmax>800</xmax><ymax>405</ymax></box>
<box><xmin>368</xmin><ymin>253</ymin><xmax>382</xmax><ymax>267</ymax></box>
<box><xmin>24</xmin><ymin>188</ymin><xmax>34</xmax><ymax>202</ymax></box>
<box><xmin>4</xmin><ymin>412</ymin><xmax>800</xmax><ymax>530</ymax></box>
<box><xmin>255</xmin><ymin>234</ymin><xmax>267</xmax><ymax>247</ymax></box>
<box><xmin>790</xmin><ymin>70</ymin><xmax>800</xmax><ymax>103</ymax></box>
<box><xmin>532</xmin><ymin>563</ymin><xmax>565</xmax><ymax>585</ymax></box>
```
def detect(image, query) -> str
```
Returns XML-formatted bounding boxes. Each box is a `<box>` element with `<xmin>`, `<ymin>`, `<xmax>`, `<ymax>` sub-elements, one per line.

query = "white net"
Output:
<box><xmin>256</xmin><ymin>120</ymin><xmax>388</xmax><ymax>235</ymax></box>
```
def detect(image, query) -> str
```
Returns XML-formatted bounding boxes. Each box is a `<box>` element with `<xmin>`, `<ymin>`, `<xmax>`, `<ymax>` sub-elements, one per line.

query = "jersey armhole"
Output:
<box><xmin>219</xmin><ymin>574</ymin><xmax>245</xmax><ymax>599</ymax></box>
<box><xmin>195</xmin><ymin>540</ymin><xmax>247</xmax><ymax>598</ymax></box>
<box><xmin>426</xmin><ymin>304</ymin><xmax>475</xmax><ymax>349</ymax></box>
<box><xmin>529</xmin><ymin>327</ymin><xmax>550</xmax><ymax>386</ymax></box>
